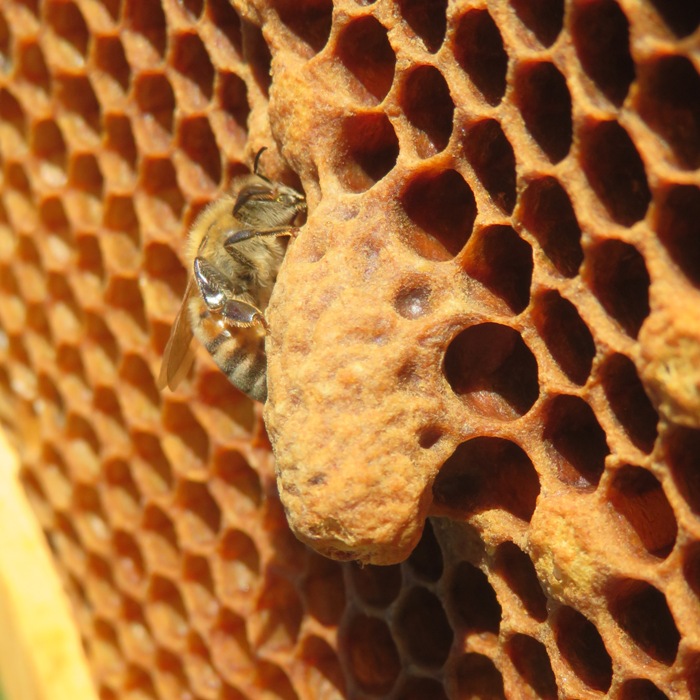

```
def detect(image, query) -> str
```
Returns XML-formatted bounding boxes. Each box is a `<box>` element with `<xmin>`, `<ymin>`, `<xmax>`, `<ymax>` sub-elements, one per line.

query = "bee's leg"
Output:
<box><xmin>221</xmin><ymin>299</ymin><xmax>269</xmax><ymax>333</ymax></box>
<box><xmin>223</xmin><ymin>226</ymin><xmax>299</xmax><ymax>251</ymax></box>
<box><xmin>193</xmin><ymin>256</ymin><xmax>229</xmax><ymax>310</ymax></box>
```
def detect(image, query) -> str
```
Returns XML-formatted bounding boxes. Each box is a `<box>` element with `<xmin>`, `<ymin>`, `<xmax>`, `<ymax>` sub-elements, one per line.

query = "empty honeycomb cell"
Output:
<box><xmin>216</xmin><ymin>71</ymin><xmax>249</xmax><ymax>142</ymax></box>
<box><xmin>123</xmin><ymin>0</ymin><xmax>167</xmax><ymax>62</ymax></box>
<box><xmin>443</xmin><ymin>323</ymin><xmax>539</xmax><ymax>420</ymax></box>
<box><xmin>103</xmin><ymin>195</ymin><xmax>140</xmax><ymax>264</ymax></box>
<box><xmin>405</xmin><ymin>519</ymin><xmax>443</xmax><ymax>582</ymax></box>
<box><xmin>344</xmin><ymin>613</ymin><xmax>400</xmax><ymax>694</ymax></box>
<box><xmin>399</xmin><ymin>168</ymin><xmax>476</xmax><ymax>260</ymax></box>
<box><xmin>65</xmin><ymin>411</ymin><xmax>102</xmax><ymax>478</ymax></box>
<box><xmin>600</xmin><ymin>354</ymin><xmax>659</xmax><ymax>453</ymax></box>
<box><xmin>45</xmin><ymin>0</ymin><xmax>89</xmax><ymax>67</ymax></box>
<box><xmin>210</xmin><ymin>448</ymin><xmax>261</xmax><ymax>516</ymax></box>
<box><xmin>514</xmin><ymin>61</ymin><xmax>572</xmax><ymax>163</ymax></box>
<box><xmin>73</xmin><ymin>482</ymin><xmax>110</xmax><ymax>542</ymax></box>
<box><xmin>131</xmin><ymin>430</ymin><xmax>174</xmax><ymax>496</ymax></box>
<box><xmin>649</xmin><ymin>0</ymin><xmax>700</xmax><ymax>37</ymax></box>
<box><xmin>41</xmin><ymin>200</ymin><xmax>75</xmax><ymax>270</ymax></box>
<box><xmin>586</xmin><ymin>239</ymin><xmax>650</xmax><ymax>338</ymax></box>
<box><xmin>553</xmin><ymin>605</ymin><xmax>612</xmax><ymax>691</ymax></box>
<box><xmin>32</xmin><ymin>119</ymin><xmax>68</xmax><ymax>186</ymax></box>
<box><xmin>175</xmin><ymin>480</ymin><xmax>222</xmax><ymax>549</ymax></box>
<box><xmin>55</xmin><ymin>75</ymin><xmax>102</xmax><ymax>144</ymax></box>
<box><xmin>571</xmin><ymin>0</ymin><xmax>635</xmax><ymax>106</ymax></box>
<box><xmin>86</xmin><ymin>553</ymin><xmax>121</xmax><ymax>613</ymax></box>
<box><xmin>532</xmin><ymin>290</ymin><xmax>595</xmax><ymax>385</ymax></box>
<box><xmin>394</xmin><ymin>676</ymin><xmax>448</xmax><ymax>700</ymax></box>
<box><xmin>134</xmin><ymin>74</ymin><xmax>176</xmax><ymax>150</ymax></box>
<box><xmin>398</xmin><ymin>0</ymin><xmax>446</xmax><ymax>53</ymax></box>
<box><xmin>182</xmin><ymin>554</ymin><xmax>216</xmax><ymax>622</ymax></box>
<box><xmin>76</xmin><ymin>235</ymin><xmax>105</xmax><ymax>290</ymax></box>
<box><xmin>334</xmin><ymin>15</ymin><xmax>395</xmax><ymax>105</ymax></box>
<box><xmin>666</xmin><ymin>426</ymin><xmax>700</xmax><ymax>515</ymax></box>
<box><xmin>143</xmin><ymin>241</ymin><xmax>187</xmax><ymax>310</ymax></box>
<box><xmin>395</xmin><ymin>587</ymin><xmax>453</xmax><ymax>669</ymax></box>
<box><xmin>454</xmin><ymin>653</ymin><xmax>505</xmax><ymax>700</ymax></box>
<box><xmin>142</xmin><ymin>505</ymin><xmax>181</xmax><ymax>573</ymax></box>
<box><xmin>244</xmin><ymin>20</ymin><xmax>273</xmax><ymax>98</ymax></box>
<box><xmin>452</xmin><ymin>9</ymin><xmax>507</xmax><ymax>106</ymax></box>
<box><xmin>0</xmin><ymin>10</ymin><xmax>9</xmax><ymax>69</ymax></box>
<box><xmin>654</xmin><ymin>184</ymin><xmax>700</xmax><ymax>286</ymax></box>
<box><xmin>608</xmin><ymin>465</ymin><xmax>677</xmax><ymax>558</ymax></box>
<box><xmin>0</xmin><ymin>269</ymin><xmax>25</xmax><ymax>331</ymax></box>
<box><xmin>120</xmin><ymin>594</ymin><xmax>157</xmax><ymax>659</ymax></box>
<box><xmin>84</xmin><ymin>312</ymin><xmax>120</xmax><ymax>381</ymax></box>
<box><xmin>162</xmin><ymin>400</ymin><xmax>210</xmax><ymax>469</ymax></box>
<box><xmin>103</xmin><ymin>458</ymin><xmax>142</xmax><ymax>525</ymax></box>
<box><xmin>184</xmin><ymin>631</ymin><xmax>220</xmax><ymax>698</ymax></box>
<box><xmin>171</xmin><ymin>32</ymin><xmax>215</xmax><ymax>107</ymax></box>
<box><xmin>105</xmin><ymin>277</ymin><xmax>149</xmax><ymax>337</ymax></box>
<box><xmin>207</xmin><ymin>0</ymin><xmax>242</xmax><ymax>57</ymax></box>
<box><xmin>252</xmin><ymin>573</ymin><xmax>304</xmax><ymax>654</ymax></box>
<box><xmin>177</xmin><ymin>116</ymin><xmax>223</xmax><ymax>191</ymax></box>
<box><xmin>350</xmin><ymin>562</ymin><xmax>402</xmax><ymax>608</ymax></box>
<box><xmin>57</xmin><ymin>343</ymin><xmax>89</xmax><ymax>392</ymax></box>
<box><xmin>93</xmin><ymin>36</ymin><xmax>131</xmax><ymax>98</ymax></box>
<box><xmin>449</xmin><ymin>561</ymin><xmax>501</xmax><ymax>633</ymax></box>
<box><xmin>399</xmin><ymin>65</ymin><xmax>454</xmax><ymax>158</ymax></box>
<box><xmin>112</xmin><ymin>530</ymin><xmax>146</xmax><ymax>591</ymax></box>
<box><xmin>462</xmin><ymin>119</ymin><xmax>517</xmax><ymax>214</ymax></box>
<box><xmin>494</xmin><ymin>541</ymin><xmax>548</xmax><ymax>622</ymax></box>
<box><xmin>103</xmin><ymin>115</ymin><xmax>138</xmax><ymax>184</ymax></box>
<box><xmin>510</xmin><ymin>0</ymin><xmax>564</xmax><ymax>46</ymax></box>
<box><xmin>68</xmin><ymin>153</ymin><xmax>104</xmax><ymax>226</ymax></box>
<box><xmin>507</xmin><ymin>634</ymin><xmax>557</xmax><ymax>699</ymax></box>
<box><xmin>123</xmin><ymin>663</ymin><xmax>157</xmax><ymax>698</ymax></box>
<box><xmin>434</xmin><ymin>437</ymin><xmax>540</xmax><ymax>520</ymax></box>
<box><xmin>16</xmin><ymin>41</ymin><xmax>52</xmax><ymax>99</ymax></box>
<box><xmin>39</xmin><ymin>442</ymin><xmax>72</xmax><ymax>510</ymax></box>
<box><xmin>210</xmin><ymin>608</ymin><xmax>252</xmax><ymax>681</ymax></box>
<box><xmin>4</xmin><ymin>162</ymin><xmax>36</xmax><ymax>224</ymax></box>
<box><xmin>462</xmin><ymin>225</ymin><xmax>533</xmax><ymax>314</ymax></box>
<box><xmin>685</xmin><ymin>543</ymin><xmax>700</xmax><ymax>599</ymax></box>
<box><xmin>635</xmin><ymin>55</ymin><xmax>700</xmax><ymax>170</ymax></box>
<box><xmin>140</xmin><ymin>158</ymin><xmax>186</xmax><ymax>224</ymax></box>
<box><xmin>608</xmin><ymin>579</ymin><xmax>680</xmax><ymax>665</ymax></box>
<box><xmin>274</xmin><ymin>0</ymin><xmax>333</xmax><ymax>55</ymax></box>
<box><xmin>337</xmin><ymin>111</ymin><xmax>398</xmax><ymax>193</ymax></box>
<box><xmin>146</xmin><ymin>575</ymin><xmax>188</xmax><ymax>646</ymax></box>
<box><xmin>542</xmin><ymin>395</ymin><xmax>609</xmax><ymax>488</ymax></box>
<box><xmin>92</xmin><ymin>618</ymin><xmax>124</xmax><ymax>678</ymax></box>
<box><xmin>302</xmin><ymin>555</ymin><xmax>345</xmax><ymax>626</ymax></box>
<box><xmin>0</xmin><ymin>90</ymin><xmax>28</xmax><ymax>156</ymax></box>
<box><xmin>216</xmin><ymin>529</ymin><xmax>260</xmax><ymax>603</ymax></box>
<box><xmin>154</xmin><ymin>648</ymin><xmax>192</xmax><ymax>699</ymax></box>
<box><xmin>619</xmin><ymin>678</ymin><xmax>669</xmax><ymax>700</ymax></box>
<box><xmin>580</xmin><ymin>121</ymin><xmax>651</xmax><ymax>226</ymax></box>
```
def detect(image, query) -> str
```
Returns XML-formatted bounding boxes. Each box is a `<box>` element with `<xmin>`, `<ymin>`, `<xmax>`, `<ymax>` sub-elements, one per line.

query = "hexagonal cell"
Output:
<box><xmin>181</xmin><ymin>553</ymin><xmax>216</xmax><ymax>623</ymax></box>
<box><xmin>462</xmin><ymin>119</ymin><xmax>517</xmax><ymax>213</ymax></box>
<box><xmin>209</xmin><ymin>608</ymin><xmax>253</xmax><ymax>682</ymax></box>
<box><xmin>104</xmin><ymin>457</ymin><xmax>142</xmax><ymax>525</ymax></box>
<box><xmin>123</xmin><ymin>664</ymin><xmax>157</xmax><ymax>697</ymax></box>
<box><xmin>76</xmin><ymin>234</ymin><xmax>105</xmax><ymax>284</ymax></box>
<box><xmin>146</xmin><ymin>575</ymin><xmax>188</xmax><ymax>646</ymax></box>
<box><xmin>55</xmin><ymin>74</ymin><xmax>102</xmax><ymax>142</ymax></box>
<box><xmin>39</xmin><ymin>442</ymin><xmax>71</xmax><ymax>511</ymax></box>
<box><xmin>462</xmin><ymin>225</ymin><xmax>533</xmax><ymax>314</ymax></box>
<box><xmin>585</xmin><ymin>239</ymin><xmax>650</xmax><ymax>339</ymax></box>
<box><xmin>648</xmin><ymin>0</ymin><xmax>700</xmax><ymax>37</ymax></box>
<box><xmin>31</xmin><ymin>120</ymin><xmax>68</xmax><ymax>186</ymax></box>
<box><xmin>142</xmin><ymin>504</ymin><xmax>181</xmax><ymax>573</ymax></box>
<box><xmin>119</xmin><ymin>595</ymin><xmax>157</xmax><ymax>660</ymax></box>
<box><xmin>123</xmin><ymin>0</ymin><xmax>167</xmax><ymax>61</ymax></box>
<box><xmin>579</xmin><ymin>121</ymin><xmax>650</xmax><ymax>226</ymax></box>
<box><xmin>0</xmin><ymin>89</ymin><xmax>28</xmax><ymax>157</ymax></box>
<box><xmin>105</xmin><ymin>276</ymin><xmax>149</xmax><ymax>338</ymax></box>
<box><xmin>68</xmin><ymin>152</ymin><xmax>104</xmax><ymax>223</ymax></box>
<box><xmin>112</xmin><ymin>530</ymin><xmax>146</xmax><ymax>592</ymax></box>
<box><xmin>131</xmin><ymin>429</ymin><xmax>174</xmax><ymax>496</ymax></box>
<box><xmin>395</xmin><ymin>587</ymin><xmax>453</xmax><ymax>669</ymax></box>
<box><xmin>103</xmin><ymin>194</ymin><xmax>141</xmax><ymax>268</ymax></box>
<box><xmin>139</xmin><ymin>158</ymin><xmax>186</xmax><ymax>224</ymax></box>
<box><xmin>16</xmin><ymin>41</ymin><xmax>52</xmax><ymax>98</ymax></box>
<box><xmin>514</xmin><ymin>61</ymin><xmax>572</xmax><ymax>163</ymax></box>
<box><xmin>434</xmin><ymin>437</ymin><xmax>540</xmax><ymax>520</ymax></box>
<box><xmin>453</xmin><ymin>9</ymin><xmax>507</xmax><ymax>106</ymax></box>
<box><xmin>216</xmin><ymin>529</ymin><xmax>260</xmax><ymax>603</ymax></box>
<box><xmin>64</xmin><ymin>412</ymin><xmax>101</xmax><ymax>479</ymax></box>
<box><xmin>154</xmin><ymin>648</ymin><xmax>191</xmax><ymax>699</ymax></box>
<box><xmin>619</xmin><ymin>678</ymin><xmax>669</xmax><ymax>700</ymax></box>
<box><xmin>406</xmin><ymin>519</ymin><xmax>443</xmax><ymax>582</ymax></box>
<box><xmin>494</xmin><ymin>542</ymin><xmax>547</xmax><ymax>622</ymax></box>
<box><xmin>250</xmin><ymin>572</ymin><xmax>304</xmax><ymax>654</ymax></box>
<box><xmin>654</xmin><ymin>184</ymin><xmax>700</xmax><ymax>287</ymax></box>
<box><xmin>177</xmin><ymin>116</ymin><xmax>222</xmax><ymax>191</ymax></box>
<box><xmin>45</xmin><ymin>1</ymin><xmax>89</xmax><ymax>67</ymax></box>
<box><xmin>511</xmin><ymin>0</ymin><xmax>564</xmax><ymax>46</ymax></box>
<box><xmin>399</xmin><ymin>65</ymin><xmax>454</xmax><ymax>157</ymax></box>
<box><xmin>92</xmin><ymin>618</ymin><xmax>123</xmax><ymax>679</ymax></box>
<box><xmin>275</xmin><ymin>0</ymin><xmax>333</xmax><ymax>55</ymax></box>
<box><xmin>84</xmin><ymin>311</ymin><xmax>120</xmax><ymax>383</ymax></box>
<box><xmin>607</xmin><ymin>579</ymin><xmax>680</xmax><ymax>665</ymax></box>
<box><xmin>443</xmin><ymin>324</ymin><xmax>539</xmax><ymax>420</ymax></box>
<box><xmin>210</xmin><ymin>448</ymin><xmax>261</xmax><ymax>516</ymax></box>
<box><xmin>449</xmin><ymin>561</ymin><xmax>501</xmax><ymax>633</ymax></box>
<box><xmin>398</xmin><ymin>0</ymin><xmax>446</xmax><ymax>52</ymax></box>
<box><xmin>554</xmin><ymin>606</ymin><xmax>612</xmax><ymax>691</ymax></box>
<box><xmin>542</xmin><ymin>394</ymin><xmax>609</xmax><ymax>488</ymax></box>
<box><xmin>103</xmin><ymin>115</ymin><xmax>138</xmax><ymax>184</ymax></box>
<box><xmin>454</xmin><ymin>653</ymin><xmax>505</xmax><ymax>699</ymax></box>
<box><xmin>350</xmin><ymin>562</ymin><xmax>402</xmax><ymax>608</ymax></box>
<box><xmin>85</xmin><ymin>553</ymin><xmax>121</xmax><ymax>614</ymax></box>
<box><xmin>162</xmin><ymin>400</ymin><xmax>210</xmax><ymax>469</ymax></box>
<box><xmin>174</xmin><ymin>480</ymin><xmax>222</xmax><ymax>550</ymax></box>
<box><xmin>184</xmin><ymin>631</ymin><xmax>220</xmax><ymax>697</ymax></box>
<box><xmin>344</xmin><ymin>613</ymin><xmax>400</xmax><ymax>694</ymax></box>
<box><xmin>171</xmin><ymin>32</ymin><xmax>215</xmax><ymax>106</ymax></box>
<box><xmin>531</xmin><ymin>290</ymin><xmax>596</xmax><ymax>385</ymax></box>
<box><xmin>608</xmin><ymin>465</ymin><xmax>677</xmax><ymax>558</ymax></box>
<box><xmin>0</xmin><ymin>11</ymin><xmax>10</xmax><ymax>70</ymax></box>
<box><xmin>635</xmin><ymin>55</ymin><xmax>700</xmax><ymax>170</ymax></box>
<box><xmin>683</xmin><ymin>542</ymin><xmax>700</xmax><ymax>600</ymax></box>
<box><xmin>507</xmin><ymin>634</ymin><xmax>557</xmax><ymax>699</ymax></box>
<box><xmin>666</xmin><ymin>426</ymin><xmax>700</xmax><ymax>515</ymax></box>
<box><xmin>134</xmin><ymin>73</ymin><xmax>176</xmax><ymax>148</ymax></box>
<box><xmin>93</xmin><ymin>35</ymin><xmax>131</xmax><ymax>97</ymax></box>
<box><xmin>571</xmin><ymin>0</ymin><xmax>635</xmax><ymax>106</ymax></box>
<box><xmin>334</xmin><ymin>15</ymin><xmax>395</xmax><ymax>104</ymax></box>
<box><xmin>336</xmin><ymin>111</ymin><xmax>398</xmax><ymax>193</ymax></box>
<box><xmin>302</xmin><ymin>554</ymin><xmax>346</xmax><ymax>626</ymax></box>
<box><xmin>400</xmin><ymin>167</ymin><xmax>476</xmax><ymax>261</ymax></box>
<box><xmin>600</xmin><ymin>354</ymin><xmax>658</xmax><ymax>453</ymax></box>
<box><xmin>207</xmin><ymin>0</ymin><xmax>242</xmax><ymax>56</ymax></box>
<box><xmin>216</xmin><ymin>71</ymin><xmax>249</xmax><ymax>143</ymax></box>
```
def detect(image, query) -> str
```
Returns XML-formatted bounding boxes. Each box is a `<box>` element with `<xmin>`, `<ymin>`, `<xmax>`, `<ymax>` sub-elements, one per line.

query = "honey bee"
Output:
<box><xmin>158</xmin><ymin>150</ymin><xmax>306</xmax><ymax>401</ymax></box>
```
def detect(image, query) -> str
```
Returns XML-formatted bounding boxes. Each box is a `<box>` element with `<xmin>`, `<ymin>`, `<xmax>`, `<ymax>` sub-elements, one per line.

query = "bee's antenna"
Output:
<box><xmin>253</xmin><ymin>147</ymin><xmax>272</xmax><ymax>184</ymax></box>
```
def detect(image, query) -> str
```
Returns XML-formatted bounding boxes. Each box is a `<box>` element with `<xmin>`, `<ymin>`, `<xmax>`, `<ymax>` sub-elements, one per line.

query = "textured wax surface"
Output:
<box><xmin>1</xmin><ymin>0</ymin><xmax>700</xmax><ymax>698</ymax></box>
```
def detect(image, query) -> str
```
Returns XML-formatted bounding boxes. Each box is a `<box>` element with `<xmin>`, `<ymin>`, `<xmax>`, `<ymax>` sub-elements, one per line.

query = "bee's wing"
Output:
<box><xmin>157</xmin><ymin>280</ymin><xmax>197</xmax><ymax>391</ymax></box>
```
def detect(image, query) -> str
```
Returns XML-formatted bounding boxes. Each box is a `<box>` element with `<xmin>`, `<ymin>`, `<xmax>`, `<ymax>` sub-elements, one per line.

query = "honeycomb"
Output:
<box><xmin>0</xmin><ymin>0</ymin><xmax>699</xmax><ymax>697</ymax></box>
